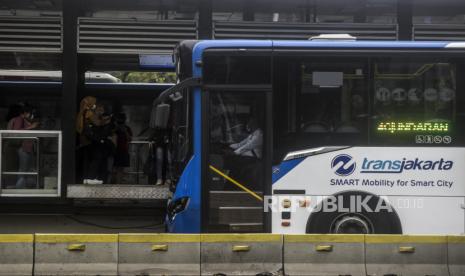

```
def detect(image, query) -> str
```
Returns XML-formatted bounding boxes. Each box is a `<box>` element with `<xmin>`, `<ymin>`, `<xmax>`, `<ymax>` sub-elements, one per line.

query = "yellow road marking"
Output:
<box><xmin>448</xmin><ymin>235</ymin><xmax>465</xmax><ymax>244</ymax></box>
<box><xmin>0</xmin><ymin>234</ymin><xmax>33</xmax><ymax>243</ymax></box>
<box><xmin>119</xmin><ymin>234</ymin><xmax>200</xmax><ymax>243</ymax></box>
<box><xmin>366</xmin><ymin>235</ymin><xmax>446</xmax><ymax>244</ymax></box>
<box><xmin>285</xmin><ymin>234</ymin><xmax>364</xmax><ymax>243</ymax></box>
<box><xmin>36</xmin><ymin>234</ymin><xmax>117</xmax><ymax>243</ymax></box>
<box><xmin>201</xmin><ymin>234</ymin><xmax>281</xmax><ymax>242</ymax></box>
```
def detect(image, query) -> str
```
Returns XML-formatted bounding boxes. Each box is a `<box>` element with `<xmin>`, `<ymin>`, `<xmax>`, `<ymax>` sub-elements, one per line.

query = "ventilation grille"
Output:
<box><xmin>78</xmin><ymin>18</ymin><xmax>197</xmax><ymax>54</ymax></box>
<box><xmin>0</xmin><ymin>16</ymin><xmax>62</xmax><ymax>53</ymax></box>
<box><xmin>214</xmin><ymin>21</ymin><xmax>398</xmax><ymax>41</ymax></box>
<box><xmin>413</xmin><ymin>24</ymin><xmax>465</xmax><ymax>41</ymax></box>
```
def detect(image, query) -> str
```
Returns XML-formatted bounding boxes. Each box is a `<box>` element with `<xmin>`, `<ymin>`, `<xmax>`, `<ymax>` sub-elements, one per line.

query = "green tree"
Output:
<box><xmin>108</xmin><ymin>71</ymin><xmax>176</xmax><ymax>83</ymax></box>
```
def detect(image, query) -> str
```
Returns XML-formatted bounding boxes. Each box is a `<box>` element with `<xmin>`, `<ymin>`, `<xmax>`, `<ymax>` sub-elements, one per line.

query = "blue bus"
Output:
<box><xmin>159</xmin><ymin>39</ymin><xmax>465</xmax><ymax>234</ymax></box>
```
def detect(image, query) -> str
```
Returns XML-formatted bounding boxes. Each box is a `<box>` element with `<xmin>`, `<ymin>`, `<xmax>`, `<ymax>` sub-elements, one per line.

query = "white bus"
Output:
<box><xmin>155</xmin><ymin>39</ymin><xmax>465</xmax><ymax>234</ymax></box>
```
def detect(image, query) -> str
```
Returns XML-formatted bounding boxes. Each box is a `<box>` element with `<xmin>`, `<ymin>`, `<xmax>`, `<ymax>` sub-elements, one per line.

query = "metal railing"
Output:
<box><xmin>214</xmin><ymin>21</ymin><xmax>399</xmax><ymax>40</ymax></box>
<box><xmin>413</xmin><ymin>24</ymin><xmax>465</xmax><ymax>41</ymax></box>
<box><xmin>0</xmin><ymin>16</ymin><xmax>62</xmax><ymax>53</ymax></box>
<box><xmin>0</xmin><ymin>130</ymin><xmax>62</xmax><ymax>197</ymax></box>
<box><xmin>78</xmin><ymin>17</ymin><xmax>197</xmax><ymax>54</ymax></box>
<box><xmin>1</xmin><ymin>15</ymin><xmax>408</xmax><ymax>56</ymax></box>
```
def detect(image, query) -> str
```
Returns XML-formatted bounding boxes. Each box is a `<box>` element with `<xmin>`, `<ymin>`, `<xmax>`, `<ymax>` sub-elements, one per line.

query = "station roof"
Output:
<box><xmin>1</xmin><ymin>0</ymin><xmax>465</xmax><ymax>12</ymax></box>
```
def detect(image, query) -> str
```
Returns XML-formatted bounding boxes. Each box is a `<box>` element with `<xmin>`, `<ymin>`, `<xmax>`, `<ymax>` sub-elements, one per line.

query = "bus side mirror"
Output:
<box><xmin>150</xmin><ymin>103</ymin><xmax>170</xmax><ymax>129</ymax></box>
<box><xmin>169</xmin><ymin>91</ymin><xmax>183</xmax><ymax>102</ymax></box>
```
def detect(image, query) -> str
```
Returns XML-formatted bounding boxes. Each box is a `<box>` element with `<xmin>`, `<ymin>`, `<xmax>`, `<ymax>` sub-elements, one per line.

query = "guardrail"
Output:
<box><xmin>0</xmin><ymin>234</ymin><xmax>463</xmax><ymax>275</ymax></box>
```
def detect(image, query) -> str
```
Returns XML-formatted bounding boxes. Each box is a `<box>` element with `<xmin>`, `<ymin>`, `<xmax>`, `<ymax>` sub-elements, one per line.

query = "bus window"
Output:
<box><xmin>273</xmin><ymin>56</ymin><xmax>369</xmax><ymax>163</ymax></box>
<box><xmin>207</xmin><ymin>91</ymin><xmax>267</xmax><ymax>232</ymax></box>
<box><xmin>203</xmin><ymin>55</ymin><xmax>271</xmax><ymax>84</ymax></box>
<box><xmin>170</xmin><ymin>89</ymin><xmax>192</xmax><ymax>181</ymax></box>
<box><xmin>371</xmin><ymin>58</ymin><xmax>457</xmax><ymax>146</ymax></box>
<box><xmin>208</xmin><ymin>91</ymin><xmax>265</xmax><ymax>187</ymax></box>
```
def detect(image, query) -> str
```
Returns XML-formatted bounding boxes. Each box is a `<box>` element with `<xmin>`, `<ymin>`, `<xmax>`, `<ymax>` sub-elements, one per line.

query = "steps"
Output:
<box><xmin>208</xmin><ymin>190</ymin><xmax>264</xmax><ymax>232</ymax></box>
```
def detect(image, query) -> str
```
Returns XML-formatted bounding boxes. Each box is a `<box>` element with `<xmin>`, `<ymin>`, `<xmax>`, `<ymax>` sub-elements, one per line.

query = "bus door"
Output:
<box><xmin>203</xmin><ymin>88</ymin><xmax>272</xmax><ymax>233</ymax></box>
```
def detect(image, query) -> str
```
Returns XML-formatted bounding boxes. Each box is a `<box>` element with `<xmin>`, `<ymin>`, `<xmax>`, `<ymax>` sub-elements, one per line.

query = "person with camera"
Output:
<box><xmin>81</xmin><ymin>102</ymin><xmax>115</xmax><ymax>185</ymax></box>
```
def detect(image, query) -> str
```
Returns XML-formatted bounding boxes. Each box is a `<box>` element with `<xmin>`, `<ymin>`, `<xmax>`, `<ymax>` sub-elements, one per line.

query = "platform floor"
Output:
<box><xmin>0</xmin><ymin>214</ymin><xmax>166</xmax><ymax>233</ymax></box>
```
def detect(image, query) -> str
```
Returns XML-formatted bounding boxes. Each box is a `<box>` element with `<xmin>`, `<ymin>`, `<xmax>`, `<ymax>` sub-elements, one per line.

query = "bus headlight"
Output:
<box><xmin>167</xmin><ymin>197</ymin><xmax>189</xmax><ymax>221</ymax></box>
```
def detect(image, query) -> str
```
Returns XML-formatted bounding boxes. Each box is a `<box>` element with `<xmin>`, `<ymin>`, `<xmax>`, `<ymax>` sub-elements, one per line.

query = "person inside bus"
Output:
<box><xmin>229</xmin><ymin>118</ymin><xmax>263</xmax><ymax>159</ymax></box>
<box><xmin>7</xmin><ymin>102</ymin><xmax>40</xmax><ymax>188</ymax></box>
<box><xmin>227</xmin><ymin>118</ymin><xmax>263</xmax><ymax>190</ymax></box>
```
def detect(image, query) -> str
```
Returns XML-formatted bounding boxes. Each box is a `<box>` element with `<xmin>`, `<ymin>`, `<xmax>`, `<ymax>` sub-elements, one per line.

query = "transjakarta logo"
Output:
<box><xmin>332</xmin><ymin>154</ymin><xmax>454</xmax><ymax>176</ymax></box>
<box><xmin>331</xmin><ymin>154</ymin><xmax>356</xmax><ymax>176</ymax></box>
<box><xmin>360</xmin><ymin>157</ymin><xmax>453</xmax><ymax>173</ymax></box>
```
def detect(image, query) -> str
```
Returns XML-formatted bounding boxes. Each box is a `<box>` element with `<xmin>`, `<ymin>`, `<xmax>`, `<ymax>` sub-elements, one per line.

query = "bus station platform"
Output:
<box><xmin>0</xmin><ymin>233</ymin><xmax>463</xmax><ymax>275</ymax></box>
<box><xmin>67</xmin><ymin>184</ymin><xmax>171</xmax><ymax>200</ymax></box>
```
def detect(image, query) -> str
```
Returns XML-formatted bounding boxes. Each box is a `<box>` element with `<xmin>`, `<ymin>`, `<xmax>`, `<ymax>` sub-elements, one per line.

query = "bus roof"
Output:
<box><xmin>176</xmin><ymin>40</ymin><xmax>465</xmax><ymax>80</ymax></box>
<box><xmin>189</xmin><ymin>40</ymin><xmax>465</xmax><ymax>51</ymax></box>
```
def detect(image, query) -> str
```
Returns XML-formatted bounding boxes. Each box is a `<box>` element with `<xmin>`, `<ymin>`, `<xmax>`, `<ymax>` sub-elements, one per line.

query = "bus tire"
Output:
<box><xmin>306</xmin><ymin>191</ymin><xmax>402</xmax><ymax>234</ymax></box>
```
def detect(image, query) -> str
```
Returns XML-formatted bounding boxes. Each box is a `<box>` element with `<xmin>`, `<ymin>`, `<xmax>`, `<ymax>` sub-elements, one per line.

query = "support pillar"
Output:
<box><xmin>198</xmin><ymin>0</ymin><xmax>212</xmax><ymax>39</ymax></box>
<box><xmin>61</xmin><ymin>0</ymin><xmax>81</xmax><ymax>194</ymax></box>
<box><xmin>397</xmin><ymin>0</ymin><xmax>413</xmax><ymax>40</ymax></box>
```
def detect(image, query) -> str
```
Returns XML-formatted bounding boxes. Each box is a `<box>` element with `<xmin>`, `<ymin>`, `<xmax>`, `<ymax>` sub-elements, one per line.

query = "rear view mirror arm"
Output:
<box><xmin>153</xmin><ymin>77</ymin><xmax>201</xmax><ymax>106</ymax></box>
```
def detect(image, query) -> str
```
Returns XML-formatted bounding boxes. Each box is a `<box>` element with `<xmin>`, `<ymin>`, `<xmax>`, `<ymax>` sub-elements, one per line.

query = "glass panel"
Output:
<box><xmin>1</xmin><ymin>138</ymin><xmax>38</xmax><ymax>189</ymax></box>
<box><xmin>170</xmin><ymin>89</ymin><xmax>191</xmax><ymax>181</ymax></box>
<box><xmin>273</xmin><ymin>56</ymin><xmax>369</xmax><ymax>163</ymax></box>
<box><xmin>1</xmin><ymin>131</ymin><xmax>60</xmax><ymax>196</ymax></box>
<box><xmin>88</xmin><ymin>71</ymin><xmax>176</xmax><ymax>84</ymax></box>
<box><xmin>207</xmin><ymin>91</ymin><xmax>266</xmax><ymax>233</ymax></box>
<box><xmin>1</xmin><ymin>99</ymin><xmax>62</xmax><ymax>131</ymax></box>
<box><xmin>203</xmin><ymin>55</ymin><xmax>271</xmax><ymax>85</ymax></box>
<box><xmin>273</xmin><ymin>55</ymin><xmax>462</xmax><ymax>162</ymax></box>
<box><xmin>371</xmin><ymin>58</ymin><xmax>457</xmax><ymax>146</ymax></box>
<box><xmin>125</xmin><ymin>141</ymin><xmax>150</xmax><ymax>185</ymax></box>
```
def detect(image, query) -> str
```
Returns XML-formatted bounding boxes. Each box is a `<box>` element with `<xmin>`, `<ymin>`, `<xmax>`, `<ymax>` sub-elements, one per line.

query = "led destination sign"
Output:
<box><xmin>377</xmin><ymin>122</ymin><xmax>449</xmax><ymax>134</ymax></box>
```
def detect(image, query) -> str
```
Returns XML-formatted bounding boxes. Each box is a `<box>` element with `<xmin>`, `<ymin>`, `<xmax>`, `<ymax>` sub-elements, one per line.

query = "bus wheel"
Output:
<box><xmin>305</xmin><ymin>191</ymin><xmax>402</xmax><ymax>234</ymax></box>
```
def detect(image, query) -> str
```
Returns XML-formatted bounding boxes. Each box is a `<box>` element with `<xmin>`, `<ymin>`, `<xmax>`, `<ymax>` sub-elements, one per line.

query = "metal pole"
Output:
<box><xmin>61</xmin><ymin>0</ymin><xmax>82</xmax><ymax>195</ymax></box>
<box><xmin>36</xmin><ymin>137</ymin><xmax>40</xmax><ymax>189</ymax></box>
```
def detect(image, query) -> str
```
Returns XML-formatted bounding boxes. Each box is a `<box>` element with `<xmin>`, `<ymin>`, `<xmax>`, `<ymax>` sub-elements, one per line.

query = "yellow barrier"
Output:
<box><xmin>201</xmin><ymin>234</ymin><xmax>282</xmax><ymax>275</ymax></box>
<box><xmin>448</xmin><ymin>235</ymin><xmax>465</xmax><ymax>276</ymax></box>
<box><xmin>284</xmin><ymin>234</ymin><xmax>365</xmax><ymax>276</ymax></box>
<box><xmin>0</xmin><ymin>233</ymin><xmax>462</xmax><ymax>276</ymax></box>
<box><xmin>34</xmin><ymin>234</ymin><xmax>118</xmax><ymax>276</ymax></box>
<box><xmin>118</xmin><ymin>234</ymin><xmax>200</xmax><ymax>276</ymax></box>
<box><xmin>0</xmin><ymin>234</ymin><xmax>34</xmax><ymax>276</ymax></box>
<box><xmin>365</xmin><ymin>235</ymin><xmax>449</xmax><ymax>276</ymax></box>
